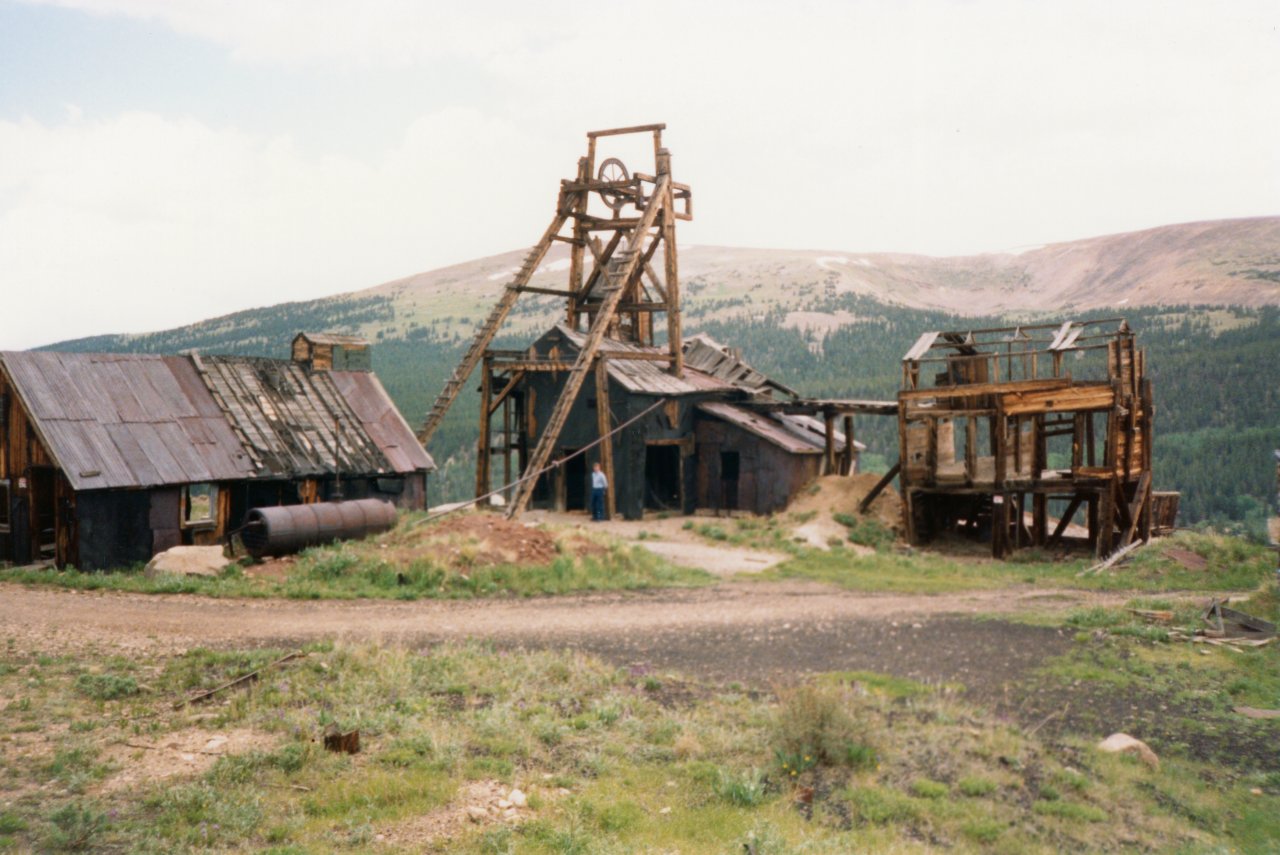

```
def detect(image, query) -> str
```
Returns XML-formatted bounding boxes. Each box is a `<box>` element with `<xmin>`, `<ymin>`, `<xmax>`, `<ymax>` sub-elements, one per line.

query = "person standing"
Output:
<box><xmin>591</xmin><ymin>462</ymin><xmax>608</xmax><ymax>521</ymax></box>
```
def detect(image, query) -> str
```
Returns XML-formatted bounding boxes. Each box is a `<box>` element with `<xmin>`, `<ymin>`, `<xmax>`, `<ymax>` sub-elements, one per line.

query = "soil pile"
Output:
<box><xmin>788</xmin><ymin>473</ymin><xmax>904</xmax><ymax>533</ymax></box>
<box><xmin>401</xmin><ymin>513</ymin><xmax>562</xmax><ymax>569</ymax></box>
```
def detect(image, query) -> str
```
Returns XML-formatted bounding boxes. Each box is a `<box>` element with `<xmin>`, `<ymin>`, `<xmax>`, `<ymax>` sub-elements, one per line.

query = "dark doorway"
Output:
<box><xmin>563</xmin><ymin>451</ymin><xmax>587</xmax><ymax>511</ymax></box>
<box><xmin>30</xmin><ymin>467</ymin><xmax>56</xmax><ymax>562</ymax></box>
<box><xmin>644</xmin><ymin>444</ymin><xmax>682</xmax><ymax>510</ymax></box>
<box><xmin>720</xmin><ymin>451</ymin><xmax>740</xmax><ymax>511</ymax></box>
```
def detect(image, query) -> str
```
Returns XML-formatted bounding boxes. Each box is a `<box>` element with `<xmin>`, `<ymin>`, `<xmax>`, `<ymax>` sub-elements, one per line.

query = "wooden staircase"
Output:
<box><xmin>416</xmin><ymin>210</ymin><xmax>570</xmax><ymax>447</ymax></box>
<box><xmin>504</xmin><ymin>176</ymin><xmax>670</xmax><ymax>518</ymax></box>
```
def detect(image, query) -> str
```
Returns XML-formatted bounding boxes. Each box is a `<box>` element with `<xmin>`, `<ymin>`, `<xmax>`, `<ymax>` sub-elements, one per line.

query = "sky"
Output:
<box><xmin>1</xmin><ymin>1</ymin><xmax>1277</xmax><ymax>349</ymax></box>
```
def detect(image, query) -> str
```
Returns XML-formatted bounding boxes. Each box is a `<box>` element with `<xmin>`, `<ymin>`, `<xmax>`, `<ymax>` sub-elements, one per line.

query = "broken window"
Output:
<box><xmin>0</xmin><ymin>480</ymin><xmax>8</xmax><ymax>533</ymax></box>
<box><xmin>182</xmin><ymin>483</ymin><xmax>217</xmax><ymax>528</ymax></box>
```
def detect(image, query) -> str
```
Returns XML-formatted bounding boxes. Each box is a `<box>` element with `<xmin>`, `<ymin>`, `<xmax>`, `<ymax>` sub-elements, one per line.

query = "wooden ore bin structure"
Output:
<box><xmin>241</xmin><ymin>498</ymin><xmax>397</xmax><ymax>558</ymax></box>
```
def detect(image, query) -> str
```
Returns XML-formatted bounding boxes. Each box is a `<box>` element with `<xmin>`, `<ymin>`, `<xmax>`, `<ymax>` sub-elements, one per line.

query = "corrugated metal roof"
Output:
<box><xmin>682</xmin><ymin>333</ymin><xmax>797</xmax><ymax>397</ymax></box>
<box><xmin>0</xmin><ymin>350</ymin><xmax>433</xmax><ymax>491</ymax></box>
<box><xmin>553</xmin><ymin>325</ymin><xmax>736</xmax><ymax>396</ymax></box>
<box><xmin>329</xmin><ymin>371</ymin><xmax>434</xmax><ymax>474</ymax></box>
<box><xmin>0</xmin><ymin>352</ymin><xmax>258</xmax><ymax>490</ymax></box>
<box><xmin>196</xmin><ymin>356</ymin><xmax>432</xmax><ymax>477</ymax></box>
<box><xmin>697</xmin><ymin>402</ymin><xmax>865</xmax><ymax>455</ymax></box>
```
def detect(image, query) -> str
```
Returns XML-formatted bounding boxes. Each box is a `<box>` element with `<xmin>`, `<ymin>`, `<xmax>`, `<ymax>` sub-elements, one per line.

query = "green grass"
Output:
<box><xmin>0</xmin><ymin>520</ymin><xmax>711</xmax><ymax>601</ymax></box>
<box><xmin>2</xmin><ymin>638</ymin><xmax>1277</xmax><ymax>852</ymax></box>
<box><xmin>754</xmin><ymin>529</ymin><xmax>1275</xmax><ymax>595</ymax></box>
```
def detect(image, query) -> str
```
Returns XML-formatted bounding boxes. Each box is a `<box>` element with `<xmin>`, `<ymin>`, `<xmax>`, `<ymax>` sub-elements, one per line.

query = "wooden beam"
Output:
<box><xmin>858</xmin><ymin>462</ymin><xmax>901</xmax><ymax>514</ymax></box>
<box><xmin>587</xmin><ymin>123</ymin><xmax>666</xmax><ymax>138</ymax></box>
<box><xmin>476</xmin><ymin>357</ymin><xmax>492</xmax><ymax>499</ymax></box>
<box><xmin>488</xmin><ymin>370</ymin><xmax>526</xmax><ymax>416</ymax></box>
<box><xmin>1046</xmin><ymin>494</ymin><xmax>1085</xmax><ymax>547</ymax></box>
<box><xmin>595</xmin><ymin>356</ymin><xmax>616</xmax><ymax>519</ymax></box>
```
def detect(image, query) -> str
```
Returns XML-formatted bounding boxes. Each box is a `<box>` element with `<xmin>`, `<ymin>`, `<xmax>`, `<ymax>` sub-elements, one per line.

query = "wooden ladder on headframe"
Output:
<box><xmin>504</xmin><ymin>174</ymin><xmax>671</xmax><ymax>518</ymax></box>
<box><xmin>416</xmin><ymin>211</ymin><xmax>570</xmax><ymax>446</ymax></box>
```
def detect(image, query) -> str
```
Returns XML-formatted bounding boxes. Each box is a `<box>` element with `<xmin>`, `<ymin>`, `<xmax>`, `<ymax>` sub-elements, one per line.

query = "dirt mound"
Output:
<box><xmin>789</xmin><ymin>473</ymin><xmax>904</xmax><ymax>533</ymax></box>
<box><xmin>401</xmin><ymin>512</ymin><xmax>562</xmax><ymax>569</ymax></box>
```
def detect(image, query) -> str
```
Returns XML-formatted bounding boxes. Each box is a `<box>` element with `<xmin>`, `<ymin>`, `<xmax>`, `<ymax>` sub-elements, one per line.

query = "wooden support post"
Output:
<box><xmin>842</xmin><ymin>414</ymin><xmax>855</xmax><ymax>475</ymax></box>
<box><xmin>502</xmin><ymin>395</ymin><xmax>512</xmax><ymax>497</ymax></box>
<box><xmin>1096</xmin><ymin>484</ymin><xmax>1116</xmax><ymax>559</ymax></box>
<box><xmin>476</xmin><ymin>356</ymin><xmax>492</xmax><ymax>499</ymax></box>
<box><xmin>567</xmin><ymin>157</ymin><xmax>588</xmax><ymax>328</ymax></box>
<box><xmin>966</xmin><ymin>415</ymin><xmax>977</xmax><ymax>484</ymax></box>
<box><xmin>824</xmin><ymin>412</ymin><xmax>837</xmax><ymax>474</ymax></box>
<box><xmin>595</xmin><ymin>356</ymin><xmax>616</xmax><ymax>519</ymax></box>
<box><xmin>1033</xmin><ymin>493</ymin><xmax>1047</xmax><ymax>546</ymax></box>
<box><xmin>1072</xmin><ymin>413</ymin><xmax>1084</xmax><ymax>471</ymax></box>
<box><xmin>658</xmin><ymin>148</ymin><xmax>683</xmax><ymax>377</ymax></box>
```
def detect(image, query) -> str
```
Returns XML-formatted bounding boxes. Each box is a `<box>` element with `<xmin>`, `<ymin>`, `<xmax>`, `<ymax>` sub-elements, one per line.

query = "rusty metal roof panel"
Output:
<box><xmin>698</xmin><ymin>402</ymin><xmax>822</xmax><ymax>454</ymax></box>
<box><xmin>295</xmin><ymin>332</ymin><xmax>370</xmax><ymax>347</ymax></box>
<box><xmin>553</xmin><ymin>325</ymin><xmax>736</xmax><ymax>396</ymax></box>
<box><xmin>0</xmin><ymin>351</ymin><xmax>257</xmax><ymax>491</ymax></box>
<box><xmin>330</xmin><ymin>371</ymin><xmax>435</xmax><ymax>473</ymax></box>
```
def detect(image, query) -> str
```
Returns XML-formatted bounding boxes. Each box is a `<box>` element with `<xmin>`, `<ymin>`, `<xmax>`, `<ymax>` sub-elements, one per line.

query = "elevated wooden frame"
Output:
<box><xmin>417</xmin><ymin>125</ymin><xmax>691</xmax><ymax>517</ymax></box>
<box><xmin>896</xmin><ymin>319</ymin><xmax>1155</xmax><ymax>559</ymax></box>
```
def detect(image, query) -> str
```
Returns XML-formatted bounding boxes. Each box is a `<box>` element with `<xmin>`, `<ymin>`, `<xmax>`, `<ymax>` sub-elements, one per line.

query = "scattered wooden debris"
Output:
<box><xmin>173</xmin><ymin>650</ymin><xmax>306</xmax><ymax>709</ymax></box>
<box><xmin>1127</xmin><ymin>608</ymin><xmax>1174</xmax><ymax>624</ymax></box>
<box><xmin>323</xmin><ymin>725</ymin><xmax>360</xmax><ymax>754</ymax></box>
<box><xmin>1078</xmin><ymin>540</ymin><xmax>1143</xmax><ymax>577</ymax></box>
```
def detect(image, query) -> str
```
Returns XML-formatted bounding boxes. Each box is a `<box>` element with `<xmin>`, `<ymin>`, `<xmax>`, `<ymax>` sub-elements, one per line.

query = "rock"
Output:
<box><xmin>143</xmin><ymin>546</ymin><xmax>230</xmax><ymax>579</ymax></box>
<box><xmin>497</xmin><ymin>799</ymin><xmax>511</xmax><ymax>809</ymax></box>
<box><xmin>203</xmin><ymin>735</ymin><xmax>229</xmax><ymax>752</ymax></box>
<box><xmin>1097</xmin><ymin>733</ymin><xmax>1159</xmax><ymax>769</ymax></box>
<box><xmin>508</xmin><ymin>788</ymin><xmax>527</xmax><ymax>807</ymax></box>
<box><xmin>466</xmin><ymin>806</ymin><xmax>488</xmax><ymax>823</ymax></box>
<box><xmin>659</xmin><ymin>806</ymin><xmax>672</xmax><ymax>815</ymax></box>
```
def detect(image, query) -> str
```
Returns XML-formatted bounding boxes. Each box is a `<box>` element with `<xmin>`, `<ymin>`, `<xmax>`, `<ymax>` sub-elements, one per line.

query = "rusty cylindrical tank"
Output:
<box><xmin>240</xmin><ymin>498</ymin><xmax>397</xmax><ymax>559</ymax></box>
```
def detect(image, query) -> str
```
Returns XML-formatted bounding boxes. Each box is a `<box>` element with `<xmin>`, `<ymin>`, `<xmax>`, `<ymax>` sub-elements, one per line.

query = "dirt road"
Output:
<box><xmin>1</xmin><ymin>581</ymin><xmax>1125</xmax><ymax>700</ymax></box>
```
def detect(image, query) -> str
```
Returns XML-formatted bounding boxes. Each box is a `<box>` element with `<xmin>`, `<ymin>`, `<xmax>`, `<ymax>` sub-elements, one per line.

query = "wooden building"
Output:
<box><xmin>0</xmin><ymin>334</ymin><xmax>433</xmax><ymax>570</ymax></box>
<box><xmin>478</xmin><ymin>326</ymin><xmax>861</xmax><ymax>519</ymax></box>
<box><xmin>896</xmin><ymin>318</ymin><xmax>1154</xmax><ymax>558</ymax></box>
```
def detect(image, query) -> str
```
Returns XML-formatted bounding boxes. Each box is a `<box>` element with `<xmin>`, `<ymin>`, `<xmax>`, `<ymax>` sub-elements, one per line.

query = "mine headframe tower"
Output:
<box><xmin>415</xmin><ymin>123</ymin><xmax>692</xmax><ymax>518</ymax></box>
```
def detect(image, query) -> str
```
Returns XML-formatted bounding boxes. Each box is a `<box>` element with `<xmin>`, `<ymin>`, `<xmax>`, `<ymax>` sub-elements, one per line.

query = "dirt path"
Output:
<box><xmin>1</xmin><ymin>581</ymin><xmax>1129</xmax><ymax>696</ymax></box>
<box><xmin>525</xmin><ymin>509</ymin><xmax>787</xmax><ymax>576</ymax></box>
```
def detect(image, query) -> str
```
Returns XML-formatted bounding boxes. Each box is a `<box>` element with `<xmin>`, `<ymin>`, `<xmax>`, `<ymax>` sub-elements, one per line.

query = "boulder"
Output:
<box><xmin>143</xmin><ymin>546</ymin><xmax>230</xmax><ymax>578</ymax></box>
<box><xmin>1097</xmin><ymin>732</ymin><xmax>1159</xmax><ymax>769</ymax></box>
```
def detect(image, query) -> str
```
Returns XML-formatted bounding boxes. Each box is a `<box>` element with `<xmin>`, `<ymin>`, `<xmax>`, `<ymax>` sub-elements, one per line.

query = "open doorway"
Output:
<box><xmin>644</xmin><ymin>444</ymin><xmax>682</xmax><ymax>510</ymax></box>
<box><xmin>562</xmin><ymin>451</ymin><xmax>587</xmax><ymax>511</ymax></box>
<box><xmin>30</xmin><ymin>467</ymin><xmax>56</xmax><ymax>562</ymax></box>
<box><xmin>720</xmin><ymin>451</ymin><xmax>740</xmax><ymax>510</ymax></box>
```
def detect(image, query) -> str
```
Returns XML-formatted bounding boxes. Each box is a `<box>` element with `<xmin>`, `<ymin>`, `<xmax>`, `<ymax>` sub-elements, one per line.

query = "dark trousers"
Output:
<box><xmin>591</xmin><ymin>487</ymin><xmax>606</xmax><ymax>521</ymax></box>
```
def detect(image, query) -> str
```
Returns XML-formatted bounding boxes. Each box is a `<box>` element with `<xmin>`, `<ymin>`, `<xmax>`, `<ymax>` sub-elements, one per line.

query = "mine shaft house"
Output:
<box><xmin>0</xmin><ymin>333</ymin><xmax>433</xmax><ymax>570</ymax></box>
<box><xmin>479</xmin><ymin>327</ymin><xmax>863</xmax><ymax>519</ymax></box>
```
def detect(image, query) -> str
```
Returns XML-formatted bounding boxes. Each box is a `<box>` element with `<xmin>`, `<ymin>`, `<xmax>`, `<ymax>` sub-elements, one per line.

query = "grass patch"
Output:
<box><xmin>0</xmin><ymin>514</ymin><xmax>712</xmax><ymax>601</ymax></box>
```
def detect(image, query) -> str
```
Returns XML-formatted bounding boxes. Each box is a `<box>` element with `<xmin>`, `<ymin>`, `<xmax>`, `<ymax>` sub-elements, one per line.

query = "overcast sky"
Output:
<box><xmin>1</xmin><ymin>0</ymin><xmax>1277</xmax><ymax>349</ymax></box>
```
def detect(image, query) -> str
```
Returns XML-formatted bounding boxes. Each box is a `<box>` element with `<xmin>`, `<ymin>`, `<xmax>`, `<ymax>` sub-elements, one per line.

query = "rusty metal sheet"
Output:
<box><xmin>697</xmin><ymin>402</ymin><xmax>823</xmax><ymax>455</ymax></box>
<box><xmin>329</xmin><ymin>371</ymin><xmax>434</xmax><ymax>473</ymax></box>
<box><xmin>552</xmin><ymin>325</ymin><xmax>736</xmax><ymax>397</ymax></box>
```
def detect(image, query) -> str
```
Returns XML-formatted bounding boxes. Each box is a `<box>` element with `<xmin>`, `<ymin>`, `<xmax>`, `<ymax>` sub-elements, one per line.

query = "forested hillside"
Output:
<box><xmin>50</xmin><ymin>289</ymin><xmax>1278</xmax><ymax>536</ymax></box>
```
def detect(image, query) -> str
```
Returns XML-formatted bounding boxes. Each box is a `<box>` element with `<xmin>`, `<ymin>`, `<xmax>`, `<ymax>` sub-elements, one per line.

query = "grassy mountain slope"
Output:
<box><xmin>47</xmin><ymin>218</ymin><xmax>1280</xmax><ymax>532</ymax></box>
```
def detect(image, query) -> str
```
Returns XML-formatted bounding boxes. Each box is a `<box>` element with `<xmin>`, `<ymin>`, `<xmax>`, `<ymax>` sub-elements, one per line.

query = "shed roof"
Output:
<box><xmin>0</xmin><ymin>350</ymin><xmax>433</xmax><ymax>492</ymax></box>
<box><xmin>293</xmin><ymin>332</ymin><xmax>370</xmax><ymax>347</ymax></box>
<box><xmin>682</xmin><ymin>333</ymin><xmax>797</xmax><ymax>398</ymax></box>
<box><xmin>195</xmin><ymin>355</ymin><xmax>432</xmax><ymax>477</ymax></box>
<box><xmin>0</xmin><ymin>352</ymin><xmax>258</xmax><ymax>491</ymax></box>
<box><xmin>551</xmin><ymin>325</ymin><xmax>736</xmax><ymax>396</ymax></box>
<box><xmin>697</xmin><ymin>402</ymin><xmax>865</xmax><ymax>455</ymax></box>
